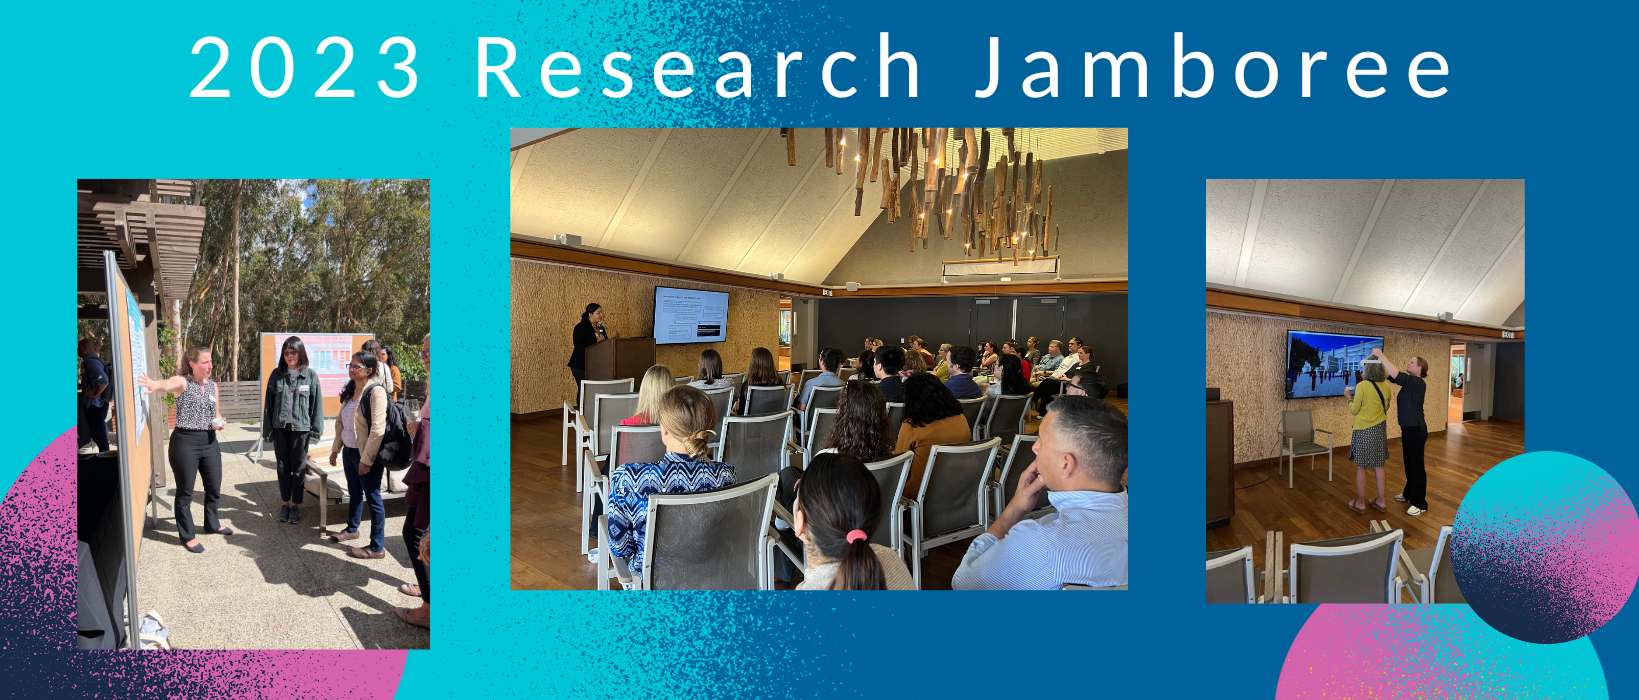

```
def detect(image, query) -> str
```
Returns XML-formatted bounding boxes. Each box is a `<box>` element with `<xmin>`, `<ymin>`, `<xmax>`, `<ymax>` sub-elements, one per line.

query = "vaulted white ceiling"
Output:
<box><xmin>511</xmin><ymin>128</ymin><xmax>1128</xmax><ymax>284</ymax></box>
<box><xmin>1206</xmin><ymin>179</ymin><xmax>1525</xmax><ymax>327</ymax></box>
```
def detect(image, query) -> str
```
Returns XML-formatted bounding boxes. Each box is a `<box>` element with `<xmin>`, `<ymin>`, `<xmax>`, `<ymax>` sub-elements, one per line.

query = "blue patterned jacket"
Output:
<box><xmin>606</xmin><ymin>452</ymin><xmax>736</xmax><ymax>575</ymax></box>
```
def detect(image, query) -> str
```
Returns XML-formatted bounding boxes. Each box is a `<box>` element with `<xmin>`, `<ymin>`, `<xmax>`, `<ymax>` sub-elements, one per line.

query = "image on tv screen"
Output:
<box><xmin>1285</xmin><ymin>330</ymin><xmax>1385</xmax><ymax>399</ymax></box>
<box><xmin>654</xmin><ymin>286</ymin><xmax>729</xmax><ymax>345</ymax></box>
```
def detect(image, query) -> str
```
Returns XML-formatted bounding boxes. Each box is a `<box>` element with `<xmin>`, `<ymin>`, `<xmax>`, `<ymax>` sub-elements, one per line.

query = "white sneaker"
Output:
<box><xmin>1407</xmin><ymin>505</ymin><xmax>1425</xmax><ymax>516</ymax></box>
<box><xmin>1393</xmin><ymin>494</ymin><xmax>1409</xmax><ymax>503</ymax></box>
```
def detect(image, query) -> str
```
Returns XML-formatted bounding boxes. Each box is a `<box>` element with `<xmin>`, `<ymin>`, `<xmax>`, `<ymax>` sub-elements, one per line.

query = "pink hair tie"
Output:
<box><xmin>846</xmin><ymin>529</ymin><xmax>868</xmax><ymax>543</ymax></box>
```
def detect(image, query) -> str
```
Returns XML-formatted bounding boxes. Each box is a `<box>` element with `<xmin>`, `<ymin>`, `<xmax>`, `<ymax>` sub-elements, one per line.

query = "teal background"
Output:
<box><xmin>8</xmin><ymin>1</ymin><xmax>1638</xmax><ymax>696</ymax></box>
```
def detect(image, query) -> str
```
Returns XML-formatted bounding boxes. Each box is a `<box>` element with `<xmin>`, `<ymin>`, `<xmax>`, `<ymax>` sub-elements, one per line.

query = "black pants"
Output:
<box><xmin>403</xmin><ymin>496</ymin><xmax>429</xmax><ymax>603</ymax></box>
<box><xmin>169</xmin><ymin>428</ymin><xmax>223</xmax><ymax>541</ymax></box>
<box><xmin>1032</xmin><ymin>379</ymin><xmax>1064</xmax><ymax>412</ymax></box>
<box><xmin>1401</xmin><ymin>425</ymin><xmax>1429</xmax><ymax>509</ymax></box>
<box><xmin>80</xmin><ymin>401</ymin><xmax>110</xmax><ymax>453</ymax></box>
<box><xmin>271</xmin><ymin>427</ymin><xmax>310</xmax><ymax>504</ymax></box>
<box><xmin>773</xmin><ymin>465</ymin><xmax>803</xmax><ymax>582</ymax></box>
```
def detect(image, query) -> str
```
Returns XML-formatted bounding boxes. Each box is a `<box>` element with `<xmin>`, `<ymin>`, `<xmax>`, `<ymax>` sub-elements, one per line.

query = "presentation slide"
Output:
<box><xmin>654</xmin><ymin>286</ymin><xmax>728</xmax><ymax>344</ymax></box>
<box><xmin>1285</xmin><ymin>330</ymin><xmax>1385</xmax><ymax>399</ymax></box>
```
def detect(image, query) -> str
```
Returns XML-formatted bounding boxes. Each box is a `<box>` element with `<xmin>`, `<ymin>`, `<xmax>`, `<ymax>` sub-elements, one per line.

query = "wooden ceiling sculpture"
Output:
<box><xmin>781</xmin><ymin>127</ymin><xmax>1059</xmax><ymax>265</ymax></box>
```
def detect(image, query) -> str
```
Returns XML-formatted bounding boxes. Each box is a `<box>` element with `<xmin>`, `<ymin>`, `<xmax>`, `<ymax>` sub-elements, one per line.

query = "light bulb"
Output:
<box><xmin>854</xmin><ymin>155</ymin><xmax>860</xmax><ymax>161</ymax></box>
<box><xmin>841</xmin><ymin>138</ymin><xmax>847</xmax><ymax>145</ymax></box>
<box><xmin>920</xmin><ymin>213</ymin><xmax>926</xmax><ymax>218</ymax></box>
<box><xmin>946</xmin><ymin>208</ymin><xmax>952</xmax><ymax>214</ymax></box>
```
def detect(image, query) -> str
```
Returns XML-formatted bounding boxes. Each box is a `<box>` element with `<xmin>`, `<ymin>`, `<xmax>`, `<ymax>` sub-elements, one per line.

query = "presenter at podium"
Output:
<box><xmin>568</xmin><ymin>302</ymin><xmax>620</xmax><ymax>387</ymax></box>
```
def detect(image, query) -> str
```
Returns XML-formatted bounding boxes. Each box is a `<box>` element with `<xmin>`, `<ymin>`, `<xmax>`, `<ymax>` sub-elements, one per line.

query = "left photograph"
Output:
<box><xmin>75</xmin><ymin>179</ymin><xmax>431</xmax><ymax>650</ymax></box>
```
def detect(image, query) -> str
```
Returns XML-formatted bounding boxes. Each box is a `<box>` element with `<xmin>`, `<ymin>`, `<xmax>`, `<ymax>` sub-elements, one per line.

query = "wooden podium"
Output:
<box><xmin>586</xmin><ymin>337</ymin><xmax>656</xmax><ymax>382</ymax></box>
<box><xmin>1206</xmin><ymin>400</ymin><xmax>1235</xmax><ymax>528</ymax></box>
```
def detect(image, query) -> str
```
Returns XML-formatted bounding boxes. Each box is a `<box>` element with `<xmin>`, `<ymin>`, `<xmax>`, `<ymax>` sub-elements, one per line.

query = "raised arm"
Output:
<box><xmin>1371</xmin><ymin>348</ymin><xmax>1400</xmax><ymax>379</ymax></box>
<box><xmin>136</xmin><ymin>374</ymin><xmax>187</xmax><ymax>395</ymax></box>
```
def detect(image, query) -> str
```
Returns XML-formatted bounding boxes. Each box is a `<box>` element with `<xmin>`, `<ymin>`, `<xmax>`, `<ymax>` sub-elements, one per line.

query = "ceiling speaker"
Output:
<box><xmin>845</xmin><ymin>282</ymin><xmax>860</xmax><ymax>291</ymax></box>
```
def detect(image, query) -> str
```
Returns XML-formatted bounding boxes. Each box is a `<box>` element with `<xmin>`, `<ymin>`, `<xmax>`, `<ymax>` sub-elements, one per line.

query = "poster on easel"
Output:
<box><xmin>102</xmin><ymin>250</ymin><xmax>150</xmax><ymax>649</ymax></box>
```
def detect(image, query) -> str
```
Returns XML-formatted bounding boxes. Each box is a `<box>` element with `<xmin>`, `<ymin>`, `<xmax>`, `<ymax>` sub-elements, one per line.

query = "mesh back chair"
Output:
<box><xmin>983</xmin><ymin>394</ymin><xmax>1032</xmax><ymax>444</ymax></box>
<box><xmin>1286</xmin><ymin>529</ymin><xmax>1403</xmax><ymax>603</ymax></box>
<box><xmin>1207</xmin><ymin>547</ymin><xmax>1260</xmax><ymax>603</ymax></box>
<box><xmin>796</xmin><ymin>369</ymin><xmax>824</xmax><ymax>398</ymax></box>
<box><xmin>744</xmin><ymin>384</ymin><xmax>792</xmax><ymax>417</ymax></box>
<box><xmin>797</xmin><ymin>409</ymin><xmax>840</xmax><ymax>468</ymax></box>
<box><xmin>577</xmin><ymin>393</ymin><xmax>641</xmax><ymax>555</ymax></box>
<box><xmin>885</xmin><ymin>402</ymin><xmax>907</xmax><ymax>446</ymax></box>
<box><xmin>582</xmin><ymin>425</ymin><xmax>666</xmax><ymax>560</ymax></box>
<box><xmin>801</xmin><ymin>386</ymin><xmax>843</xmax><ymax>440</ymax></box>
<box><xmin>1278</xmin><ymin>410</ymin><xmax>1333</xmax><ymax>489</ymax></box>
<box><xmin>990</xmin><ymin>435</ymin><xmax>1053</xmax><ymax>524</ymax></box>
<box><xmin>866</xmin><ymin>451</ymin><xmax>915</xmax><ymax>556</ymax></box>
<box><xmin>564</xmin><ymin>378</ymin><xmax>634</xmax><ymax>492</ymax></box>
<box><xmin>1392</xmin><ymin>524</ymin><xmax>1464</xmax><ymax>604</ymax></box>
<box><xmin>902</xmin><ymin>437</ymin><xmax>1003</xmax><ymax>589</ymax></box>
<box><xmin>702</xmin><ymin>387</ymin><xmax>735</xmax><ymax>445</ymax></box>
<box><xmin>674</xmin><ymin>375</ymin><xmax>692</xmax><ymax>387</ymax></box>
<box><xmin>723</xmin><ymin>372</ymin><xmax>746</xmax><ymax>397</ymax></box>
<box><xmin>715</xmin><ymin>411</ymin><xmax>794</xmax><ymax>485</ymax></box>
<box><xmin>600</xmin><ymin>474</ymin><xmax>778</xmax><ymax>591</ymax></box>
<box><xmin>838</xmin><ymin>367</ymin><xmax>857</xmax><ymax>382</ymax></box>
<box><xmin>777</xmin><ymin>369</ymin><xmax>791</xmax><ymax>385</ymax></box>
<box><xmin>957</xmin><ymin>398</ymin><xmax>987</xmax><ymax>440</ymax></box>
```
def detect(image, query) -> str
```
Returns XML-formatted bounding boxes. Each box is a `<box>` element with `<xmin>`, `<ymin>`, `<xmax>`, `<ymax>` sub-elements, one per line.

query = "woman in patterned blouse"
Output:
<box><xmin>138</xmin><ymin>346</ymin><xmax>230</xmax><ymax>553</ymax></box>
<box><xmin>604</xmin><ymin>385</ymin><xmax>736</xmax><ymax>578</ymax></box>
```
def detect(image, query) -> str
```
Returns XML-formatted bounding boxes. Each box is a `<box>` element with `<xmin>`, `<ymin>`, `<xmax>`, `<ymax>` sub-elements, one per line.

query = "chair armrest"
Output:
<box><xmin>1313</xmin><ymin>428</ymin><xmax>1332</xmax><ymax>435</ymax></box>
<box><xmin>564</xmin><ymin>400</ymin><xmax>577</xmax><ymax>418</ymax></box>
<box><xmin>771</xmin><ymin>501</ymin><xmax>796</xmax><ymax>527</ymax></box>
<box><xmin>786</xmin><ymin>440</ymin><xmax>805</xmax><ymax>455</ymax></box>
<box><xmin>1395</xmin><ymin>546</ymin><xmax>1426</xmax><ymax>585</ymax></box>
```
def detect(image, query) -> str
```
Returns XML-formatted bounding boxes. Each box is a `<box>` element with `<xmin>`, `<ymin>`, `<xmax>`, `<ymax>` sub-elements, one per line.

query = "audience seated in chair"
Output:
<box><xmin>987</xmin><ymin>354</ymin><xmax>1032</xmax><ymax>397</ymax></box>
<box><xmin>894</xmin><ymin>373</ymin><xmax>972</xmax><ymax>498</ymax></box>
<box><xmin>732</xmin><ymin>347</ymin><xmax>784</xmax><ymax>416</ymax></box>
<box><xmin>873</xmin><ymin>347</ymin><xmax>907</xmax><ymax>403</ymax></box>
<box><xmin>952</xmin><ymin>395</ymin><xmax>1128</xmax><ymax>590</ymax></box>
<box><xmin>605</xmin><ymin>386</ymin><xmax>737</xmax><ymax>576</ymax></box>
<box><xmin>943</xmin><ymin>346</ymin><xmax>984</xmax><ymax>400</ymax></box>
<box><xmin>1032</xmin><ymin>339</ymin><xmax>1088</xmax><ymax>412</ymax></box>
<box><xmin>792</xmin><ymin>453</ymin><xmax>916</xmax><ymax>590</ymax></box>
<box><xmin>797</xmin><ymin>347</ymin><xmax>846</xmax><ymax>412</ymax></box>
<box><xmin>1035</xmin><ymin>340</ymin><xmax>1067</xmax><ymax>377</ymax></box>
<box><xmin>622</xmin><ymin>364</ymin><xmax>674</xmax><ymax>426</ymax></box>
<box><xmin>688</xmin><ymin>349</ymin><xmax>732</xmax><ymax>391</ymax></box>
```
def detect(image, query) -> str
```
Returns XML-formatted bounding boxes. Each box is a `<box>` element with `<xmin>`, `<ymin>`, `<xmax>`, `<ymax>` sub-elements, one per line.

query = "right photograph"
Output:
<box><xmin>1204</xmin><ymin>179</ymin><xmax>1525</xmax><ymax>604</ymax></box>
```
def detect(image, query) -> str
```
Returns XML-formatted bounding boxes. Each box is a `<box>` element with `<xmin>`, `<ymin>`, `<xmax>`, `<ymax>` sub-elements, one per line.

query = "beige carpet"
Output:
<box><xmin>133</xmin><ymin>420</ymin><xmax>429</xmax><ymax>649</ymax></box>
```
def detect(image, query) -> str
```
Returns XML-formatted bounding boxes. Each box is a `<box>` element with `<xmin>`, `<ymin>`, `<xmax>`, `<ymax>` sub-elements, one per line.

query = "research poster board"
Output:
<box><xmin>102</xmin><ymin>251</ymin><xmax>150</xmax><ymax>648</ymax></box>
<box><xmin>258</xmin><ymin>332</ymin><xmax>374</xmax><ymax>417</ymax></box>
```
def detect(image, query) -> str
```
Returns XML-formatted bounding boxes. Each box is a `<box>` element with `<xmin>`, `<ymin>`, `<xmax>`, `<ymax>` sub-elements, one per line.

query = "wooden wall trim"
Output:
<box><xmin>1207</xmin><ymin>287</ymin><xmax>1523</xmax><ymax>340</ymax></box>
<box><xmin>511</xmin><ymin>238</ymin><xmax>826</xmax><ymax>297</ymax></box>
<box><xmin>832</xmin><ymin>279</ymin><xmax>1127</xmax><ymax>298</ymax></box>
<box><xmin>510</xmin><ymin>128</ymin><xmax>578</xmax><ymax>151</ymax></box>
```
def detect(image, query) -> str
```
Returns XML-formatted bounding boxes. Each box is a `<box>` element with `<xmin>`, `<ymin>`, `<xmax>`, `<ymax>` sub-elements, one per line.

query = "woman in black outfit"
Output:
<box><xmin>567</xmin><ymin>303</ymin><xmax>617</xmax><ymax>390</ymax></box>
<box><xmin>137</xmin><ymin>346</ymin><xmax>231</xmax><ymax>552</ymax></box>
<box><xmin>262</xmin><ymin>336</ymin><xmax>325</xmax><ymax>524</ymax></box>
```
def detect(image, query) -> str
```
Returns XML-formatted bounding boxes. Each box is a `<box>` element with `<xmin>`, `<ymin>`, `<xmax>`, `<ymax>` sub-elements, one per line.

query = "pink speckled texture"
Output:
<box><xmin>0</xmin><ymin>429</ymin><xmax>405</xmax><ymax>698</ymax></box>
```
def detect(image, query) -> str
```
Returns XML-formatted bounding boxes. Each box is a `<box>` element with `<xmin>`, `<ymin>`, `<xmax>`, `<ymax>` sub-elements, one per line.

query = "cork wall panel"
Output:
<box><xmin>512</xmin><ymin>260</ymin><xmax>781</xmax><ymax>414</ymax></box>
<box><xmin>1205</xmin><ymin>312</ymin><xmax>1451</xmax><ymax>465</ymax></box>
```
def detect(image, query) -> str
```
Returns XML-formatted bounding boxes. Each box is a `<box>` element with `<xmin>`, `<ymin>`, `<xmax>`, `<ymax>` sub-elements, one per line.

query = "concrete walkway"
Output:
<box><xmin>134</xmin><ymin>420</ymin><xmax>428</xmax><ymax>649</ymax></box>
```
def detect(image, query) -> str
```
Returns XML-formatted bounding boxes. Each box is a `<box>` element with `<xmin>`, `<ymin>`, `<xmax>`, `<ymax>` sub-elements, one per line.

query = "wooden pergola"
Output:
<box><xmin>77</xmin><ymin>179</ymin><xmax>206</xmax><ymax>489</ymax></box>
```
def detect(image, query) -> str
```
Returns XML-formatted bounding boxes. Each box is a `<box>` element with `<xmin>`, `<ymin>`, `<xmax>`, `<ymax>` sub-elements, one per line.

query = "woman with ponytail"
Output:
<box><xmin>792</xmin><ymin>453</ymin><xmax>916</xmax><ymax>590</ymax></box>
<box><xmin>605</xmin><ymin>385</ymin><xmax>736</xmax><ymax>576</ymax></box>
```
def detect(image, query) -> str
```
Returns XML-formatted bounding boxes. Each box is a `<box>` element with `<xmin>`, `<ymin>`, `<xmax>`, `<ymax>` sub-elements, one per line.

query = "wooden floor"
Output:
<box><xmin>1449</xmin><ymin>395</ymin><xmax>1463</xmax><ymax>423</ymax></box>
<box><xmin>1206</xmin><ymin>419</ymin><xmax>1524</xmax><ymax>598</ymax></box>
<box><xmin>512</xmin><ymin>395</ymin><xmax>1128</xmax><ymax>590</ymax></box>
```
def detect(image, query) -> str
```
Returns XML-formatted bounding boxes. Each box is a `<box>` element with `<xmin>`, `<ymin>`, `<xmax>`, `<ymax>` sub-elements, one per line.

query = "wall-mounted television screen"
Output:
<box><xmin>654</xmin><ymin>286</ymin><xmax>729</xmax><ymax>345</ymax></box>
<box><xmin>1285</xmin><ymin>330</ymin><xmax>1384</xmax><ymax>399</ymax></box>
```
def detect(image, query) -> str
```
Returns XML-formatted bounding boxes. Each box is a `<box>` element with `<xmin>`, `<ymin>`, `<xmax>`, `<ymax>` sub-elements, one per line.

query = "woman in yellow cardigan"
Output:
<box><xmin>1345</xmin><ymin>359</ymin><xmax>1394</xmax><ymax>514</ymax></box>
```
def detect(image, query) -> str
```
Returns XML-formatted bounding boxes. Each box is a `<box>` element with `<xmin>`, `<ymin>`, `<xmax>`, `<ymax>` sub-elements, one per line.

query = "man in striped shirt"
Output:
<box><xmin>951</xmin><ymin>395</ymin><xmax>1128</xmax><ymax>590</ymax></box>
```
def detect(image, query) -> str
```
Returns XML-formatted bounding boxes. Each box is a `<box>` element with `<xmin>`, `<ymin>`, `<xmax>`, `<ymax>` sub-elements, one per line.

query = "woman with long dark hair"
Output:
<box><xmin>362</xmin><ymin>339</ymin><xmax>395</xmax><ymax>402</ymax></box>
<box><xmin>138</xmin><ymin>347</ymin><xmax>232</xmax><ymax>552</ymax></box>
<box><xmin>733</xmin><ymin>347</ymin><xmax>783</xmax><ymax>415</ymax></box>
<box><xmin>893</xmin><ymin>372</ymin><xmax>972</xmax><ymax>497</ymax></box>
<box><xmin>567</xmin><ymin>303</ymin><xmax>616</xmax><ymax>391</ymax></box>
<box><xmin>689</xmin><ymin>348</ymin><xmax>731</xmax><ymax>390</ymax></box>
<box><xmin>978</xmin><ymin>341</ymin><xmax>1001</xmax><ymax>372</ymax></box>
<box><xmin>325</xmin><ymin>350</ymin><xmax>389</xmax><ymax>556</ymax></box>
<box><xmin>379</xmin><ymin>344</ymin><xmax>404</xmax><ymax>403</ymax></box>
<box><xmin>262</xmin><ymin>336</ymin><xmax>324</xmax><ymax>524</ymax></box>
<box><xmin>819</xmin><ymin>380</ymin><xmax>893</xmax><ymax>463</ymax></box>
<box><xmin>987</xmin><ymin>354</ymin><xmax>1031</xmax><ymax>397</ymax></box>
<box><xmin>793</xmin><ymin>453</ymin><xmax>915</xmax><ymax>590</ymax></box>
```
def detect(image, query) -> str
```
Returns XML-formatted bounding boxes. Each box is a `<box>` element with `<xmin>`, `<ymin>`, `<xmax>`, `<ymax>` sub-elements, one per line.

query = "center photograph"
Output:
<box><xmin>509</xmin><ymin>127</ymin><xmax>1129</xmax><ymax>591</ymax></box>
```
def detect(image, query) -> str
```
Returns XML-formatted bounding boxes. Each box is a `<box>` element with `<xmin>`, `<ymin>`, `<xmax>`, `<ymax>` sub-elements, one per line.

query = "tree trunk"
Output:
<box><xmin>231</xmin><ymin>179</ymin><xmax>243</xmax><ymax>382</ymax></box>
